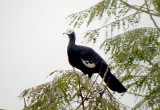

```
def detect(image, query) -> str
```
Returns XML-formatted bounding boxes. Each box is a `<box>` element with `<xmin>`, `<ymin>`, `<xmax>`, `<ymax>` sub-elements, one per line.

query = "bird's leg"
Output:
<box><xmin>72</xmin><ymin>66</ymin><xmax>76</xmax><ymax>72</ymax></box>
<box><xmin>72</xmin><ymin>67</ymin><xmax>80</xmax><ymax>78</ymax></box>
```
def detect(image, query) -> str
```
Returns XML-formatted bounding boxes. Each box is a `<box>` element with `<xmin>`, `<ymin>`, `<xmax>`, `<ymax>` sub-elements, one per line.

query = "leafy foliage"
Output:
<box><xmin>100</xmin><ymin>27</ymin><xmax>160</xmax><ymax>109</ymax></box>
<box><xmin>68</xmin><ymin>0</ymin><xmax>140</xmax><ymax>30</ymax></box>
<box><xmin>20</xmin><ymin>70</ymin><xmax>129</xmax><ymax>110</ymax></box>
<box><xmin>152</xmin><ymin>0</ymin><xmax>160</xmax><ymax>15</ymax></box>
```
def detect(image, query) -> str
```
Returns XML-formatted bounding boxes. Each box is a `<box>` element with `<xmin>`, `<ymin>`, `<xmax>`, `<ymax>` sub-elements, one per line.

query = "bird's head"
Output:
<box><xmin>63</xmin><ymin>29</ymin><xmax>76</xmax><ymax>42</ymax></box>
<box><xmin>63</xmin><ymin>29</ymin><xmax>75</xmax><ymax>36</ymax></box>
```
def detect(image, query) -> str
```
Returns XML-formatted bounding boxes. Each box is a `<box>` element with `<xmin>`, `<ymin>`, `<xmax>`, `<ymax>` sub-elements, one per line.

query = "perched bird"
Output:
<box><xmin>63</xmin><ymin>29</ymin><xmax>127</xmax><ymax>93</ymax></box>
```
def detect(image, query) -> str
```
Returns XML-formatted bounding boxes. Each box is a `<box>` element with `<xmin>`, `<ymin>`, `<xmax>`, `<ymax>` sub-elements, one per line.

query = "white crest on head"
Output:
<box><xmin>81</xmin><ymin>59</ymin><xmax>96</xmax><ymax>68</ymax></box>
<box><xmin>65</xmin><ymin>29</ymin><xmax>74</xmax><ymax>35</ymax></box>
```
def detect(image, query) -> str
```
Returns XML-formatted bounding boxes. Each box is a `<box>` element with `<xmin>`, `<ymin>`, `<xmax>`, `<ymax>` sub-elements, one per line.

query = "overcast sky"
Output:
<box><xmin>0</xmin><ymin>0</ymin><xmax>159</xmax><ymax>110</ymax></box>
<box><xmin>0</xmin><ymin>0</ymin><xmax>101</xmax><ymax>109</ymax></box>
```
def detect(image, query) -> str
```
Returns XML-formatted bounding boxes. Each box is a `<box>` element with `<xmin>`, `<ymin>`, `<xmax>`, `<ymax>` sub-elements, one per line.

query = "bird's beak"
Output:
<box><xmin>63</xmin><ymin>32</ymin><xmax>67</xmax><ymax>35</ymax></box>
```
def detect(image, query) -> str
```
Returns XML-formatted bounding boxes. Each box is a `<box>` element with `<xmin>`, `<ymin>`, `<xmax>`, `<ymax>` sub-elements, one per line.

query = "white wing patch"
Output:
<box><xmin>81</xmin><ymin>59</ymin><xmax>96</xmax><ymax>68</ymax></box>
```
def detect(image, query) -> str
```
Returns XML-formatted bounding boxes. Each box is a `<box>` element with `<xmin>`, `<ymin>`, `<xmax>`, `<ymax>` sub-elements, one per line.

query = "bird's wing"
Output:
<box><xmin>78</xmin><ymin>46</ymin><xmax>101</xmax><ymax>69</ymax></box>
<box><xmin>81</xmin><ymin>55</ymin><xmax>98</xmax><ymax>68</ymax></box>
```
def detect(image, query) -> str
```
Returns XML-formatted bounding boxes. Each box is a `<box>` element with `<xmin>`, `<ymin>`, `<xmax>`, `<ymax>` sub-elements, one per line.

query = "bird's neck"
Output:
<box><xmin>68</xmin><ymin>34</ymin><xmax>76</xmax><ymax>46</ymax></box>
<box><xmin>67</xmin><ymin>34</ymin><xmax>77</xmax><ymax>54</ymax></box>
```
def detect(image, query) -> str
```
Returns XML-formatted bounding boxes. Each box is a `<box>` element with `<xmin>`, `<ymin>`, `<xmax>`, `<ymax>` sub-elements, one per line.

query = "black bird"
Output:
<box><xmin>63</xmin><ymin>29</ymin><xmax>127</xmax><ymax>93</ymax></box>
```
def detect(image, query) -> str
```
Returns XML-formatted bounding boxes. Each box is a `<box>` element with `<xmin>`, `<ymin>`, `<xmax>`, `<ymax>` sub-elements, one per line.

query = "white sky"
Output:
<box><xmin>0</xmin><ymin>0</ymin><xmax>101</xmax><ymax>109</ymax></box>
<box><xmin>0</xmin><ymin>0</ymin><xmax>159</xmax><ymax>110</ymax></box>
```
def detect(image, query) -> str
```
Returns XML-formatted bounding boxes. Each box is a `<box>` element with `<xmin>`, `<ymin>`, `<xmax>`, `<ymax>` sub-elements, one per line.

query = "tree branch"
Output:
<box><xmin>121</xmin><ymin>0</ymin><xmax>159</xmax><ymax>16</ymax></box>
<box><xmin>75</xmin><ymin>71</ymin><xmax>100</xmax><ymax>110</ymax></box>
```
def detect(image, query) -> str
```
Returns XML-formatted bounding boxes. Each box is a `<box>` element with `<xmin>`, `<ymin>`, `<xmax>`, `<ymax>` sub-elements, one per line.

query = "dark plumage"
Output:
<box><xmin>64</xmin><ymin>29</ymin><xmax>127</xmax><ymax>93</ymax></box>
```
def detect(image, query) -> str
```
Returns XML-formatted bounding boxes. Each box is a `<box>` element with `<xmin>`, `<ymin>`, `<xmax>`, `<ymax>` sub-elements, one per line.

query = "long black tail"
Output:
<box><xmin>100</xmin><ymin>65</ymin><xmax>127</xmax><ymax>93</ymax></box>
<box><xmin>106</xmin><ymin>72</ymin><xmax>127</xmax><ymax>93</ymax></box>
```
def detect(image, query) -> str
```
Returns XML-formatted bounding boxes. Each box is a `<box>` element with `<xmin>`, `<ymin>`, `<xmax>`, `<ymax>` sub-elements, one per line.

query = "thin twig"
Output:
<box><xmin>23</xmin><ymin>97</ymin><xmax>27</xmax><ymax>108</ymax></box>
<box><xmin>102</xmin><ymin>66</ymin><xmax>109</xmax><ymax>83</ymax></box>
<box><xmin>99</xmin><ymin>63</ymin><xmax>110</xmax><ymax>92</ymax></box>
<box><xmin>72</xmin><ymin>67</ymin><xmax>85</xmax><ymax>110</ymax></box>
<box><xmin>127</xmin><ymin>91</ymin><xmax>146</xmax><ymax>97</ymax></box>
